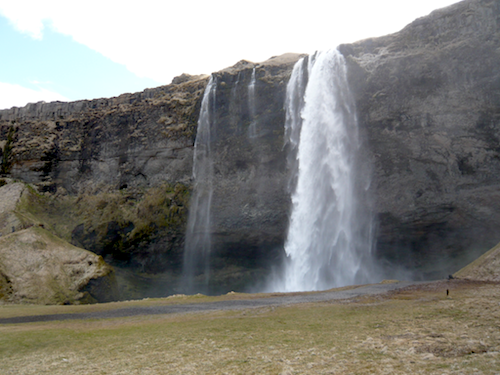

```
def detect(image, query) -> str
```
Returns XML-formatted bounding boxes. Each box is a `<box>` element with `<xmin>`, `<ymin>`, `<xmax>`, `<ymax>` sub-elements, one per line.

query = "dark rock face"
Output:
<box><xmin>0</xmin><ymin>76</ymin><xmax>207</xmax><ymax>192</ymax></box>
<box><xmin>0</xmin><ymin>59</ymin><xmax>302</xmax><ymax>295</ymax></box>
<box><xmin>191</xmin><ymin>54</ymin><xmax>303</xmax><ymax>292</ymax></box>
<box><xmin>339</xmin><ymin>0</ymin><xmax>500</xmax><ymax>277</ymax></box>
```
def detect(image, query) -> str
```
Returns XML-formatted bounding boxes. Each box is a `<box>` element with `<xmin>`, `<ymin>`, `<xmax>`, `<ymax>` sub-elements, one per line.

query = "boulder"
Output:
<box><xmin>0</xmin><ymin>227</ymin><xmax>117</xmax><ymax>304</ymax></box>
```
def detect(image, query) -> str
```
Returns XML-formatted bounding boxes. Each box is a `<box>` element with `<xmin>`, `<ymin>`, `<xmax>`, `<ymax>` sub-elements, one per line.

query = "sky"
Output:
<box><xmin>0</xmin><ymin>0</ymin><xmax>461</xmax><ymax>110</ymax></box>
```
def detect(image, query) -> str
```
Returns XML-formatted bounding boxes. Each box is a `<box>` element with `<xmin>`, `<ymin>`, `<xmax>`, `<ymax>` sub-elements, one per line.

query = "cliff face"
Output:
<box><xmin>0</xmin><ymin>56</ymin><xmax>302</xmax><ymax>296</ymax></box>
<box><xmin>0</xmin><ymin>76</ymin><xmax>206</xmax><ymax>279</ymax></box>
<box><xmin>339</xmin><ymin>0</ymin><xmax>500</xmax><ymax>276</ymax></box>
<box><xmin>1</xmin><ymin>0</ymin><xmax>499</xmax><ymax>299</ymax></box>
<box><xmin>199</xmin><ymin>0</ymin><xmax>500</xmax><ymax>280</ymax></box>
<box><xmin>200</xmin><ymin>54</ymin><xmax>302</xmax><ymax>289</ymax></box>
<box><xmin>0</xmin><ymin>75</ymin><xmax>207</xmax><ymax>192</ymax></box>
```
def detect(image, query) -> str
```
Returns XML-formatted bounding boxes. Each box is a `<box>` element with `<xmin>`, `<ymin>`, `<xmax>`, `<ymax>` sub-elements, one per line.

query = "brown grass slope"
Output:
<box><xmin>454</xmin><ymin>241</ymin><xmax>500</xmax><ymax>282</ymax></box>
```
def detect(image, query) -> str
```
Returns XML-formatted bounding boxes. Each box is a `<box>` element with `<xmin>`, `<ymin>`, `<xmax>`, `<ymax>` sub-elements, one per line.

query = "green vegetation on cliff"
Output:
<box><xmin>15</xmin><ymin>183</ymin><xmax>190</xmax><ymax>273</ymax></box>
<box><xmin>0</xmin><ymin>125</ymin><xmax>15</xmax><ymax>175</ymax></box>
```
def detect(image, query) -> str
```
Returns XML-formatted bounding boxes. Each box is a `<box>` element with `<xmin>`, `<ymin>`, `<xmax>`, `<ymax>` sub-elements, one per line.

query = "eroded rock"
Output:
<box><xmin>0</xmin><ymin>227</ymin><xmax>117</xmax><ymax>304</ymax></box>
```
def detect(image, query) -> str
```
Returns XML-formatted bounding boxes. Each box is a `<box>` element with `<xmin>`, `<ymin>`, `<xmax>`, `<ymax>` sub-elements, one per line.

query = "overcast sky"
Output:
<box><xmin>0</xmin><ymin>0</ymin><xmax>461</xmax><ymax>110</ymax></box>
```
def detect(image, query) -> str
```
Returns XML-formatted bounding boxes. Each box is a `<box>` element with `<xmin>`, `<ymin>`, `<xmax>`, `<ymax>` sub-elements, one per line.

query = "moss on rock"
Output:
<box><xmin>14</xmin><ymin>181</ymin><xmax>190</xmax><ymax>273</ymax></box>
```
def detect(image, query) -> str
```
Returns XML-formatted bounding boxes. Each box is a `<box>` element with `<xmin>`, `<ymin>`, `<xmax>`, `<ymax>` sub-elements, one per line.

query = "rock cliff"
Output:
<box><xmin>0</xmin><ymin>75</ymin><xmax>208</xmax><ymax>191</ymax></box>
<box><xmin>194</xmin><ymin>54</ymin><xmax>303</xmax><ymax>292</ymax></box>
<box><xmin>0</xmin><ymin>0</ymin><xmax>499</xmax><ymax>299</ymax></box>
<box><xmin>339</xmin><ymin>0</ymin><xmax>500</xmax><ymax>277</ymax></box>
<box><xmin>0</xmin><ymin>57</ymin><xmax>302</xmax><ymax>296</ymax></box>
<box><xmin>0</xmin><ymin>76</ymin><xmax>208</xmax><ymax>299</ymax></box>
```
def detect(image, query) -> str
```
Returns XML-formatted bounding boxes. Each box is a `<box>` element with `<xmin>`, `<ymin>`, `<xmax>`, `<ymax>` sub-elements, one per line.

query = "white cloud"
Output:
<box><xmin>0</xmin><ymin>1</ymin><xmax>49</xmax><ymax>39</ymax></box>
<box><xmin>0</xmin><ymin>0</ymin><xmax>461</xmax><ymax>85</ymax></box>
<box><xmin>0</xmin><ymin>82</ymin><xmax>68</xmax><ymax>110</ymax></box>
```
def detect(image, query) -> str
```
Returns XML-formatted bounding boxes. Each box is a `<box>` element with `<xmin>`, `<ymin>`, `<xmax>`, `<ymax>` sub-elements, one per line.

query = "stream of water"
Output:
<box><xmin>182</xmin><ymin>76</ymin><xmax>217</xmax><ymax>293</ymax></box>
<box><xmin>270</xmin><ymin>49</ymin><xmax>378</xmax><ymax>292</ymax></box>
<box><xmin>248</xmin><ymin>67</ymin><xmax>257</xmax><ymax>138</ymax></box>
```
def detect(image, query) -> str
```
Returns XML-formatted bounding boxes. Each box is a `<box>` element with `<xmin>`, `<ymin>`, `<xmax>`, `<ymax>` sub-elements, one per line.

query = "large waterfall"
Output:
<box><xmin>182</xmin><ymin>76</ymin><xmax>217</xmax><ymax>293</ymax></box>
<box><xmin>271</xmin><ymin>49</ymin><xmax>378</xmax><ymax>292</ymax></box>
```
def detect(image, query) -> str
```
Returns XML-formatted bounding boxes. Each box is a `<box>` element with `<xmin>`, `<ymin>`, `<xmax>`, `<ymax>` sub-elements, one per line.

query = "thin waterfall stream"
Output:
<box><xmin>182</xmin><ymin>76</ymin><xmax>217</xmax><ymax>293</ymax></box>
<box><xmin>248</xmin><ymin>67</ymin><xmax>257</xmax><ymax>138</ymax></box>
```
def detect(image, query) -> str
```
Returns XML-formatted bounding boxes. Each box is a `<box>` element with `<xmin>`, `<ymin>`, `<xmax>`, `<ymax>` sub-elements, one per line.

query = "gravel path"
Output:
<box><xmin>0</xmin><ymin>281</ymin><xmax>422</xmax><ymax>324</ymax></box>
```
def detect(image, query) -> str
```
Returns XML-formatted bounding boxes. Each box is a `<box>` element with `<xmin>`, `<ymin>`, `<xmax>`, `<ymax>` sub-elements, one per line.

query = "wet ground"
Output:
<box><xmin>0</xmin><ymin>280</ymin><xmax>424</xmax><ymax>324</ymax></box>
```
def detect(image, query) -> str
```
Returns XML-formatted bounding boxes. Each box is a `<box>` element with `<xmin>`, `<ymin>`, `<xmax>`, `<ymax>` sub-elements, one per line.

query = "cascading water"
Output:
<box><xmin>247</xmin><ymin>67</ymin><xmax>258</xmax><ymax>138</ymax></box>
<box><xmin>270</xmin><ymin>49</ymin><xmax>378</xmax><ymax>292</ymax></box>
<box><xmin>182</xmin><ymin>76</ymin><xmax>217</xmax><ymax>293</ymax></box>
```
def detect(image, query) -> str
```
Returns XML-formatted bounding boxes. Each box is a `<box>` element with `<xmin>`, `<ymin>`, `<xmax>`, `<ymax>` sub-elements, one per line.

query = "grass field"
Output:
<box><xmin>1</xmin><ymin>280</ymin><xmax>499</xmax><ymax>374</ymax></box>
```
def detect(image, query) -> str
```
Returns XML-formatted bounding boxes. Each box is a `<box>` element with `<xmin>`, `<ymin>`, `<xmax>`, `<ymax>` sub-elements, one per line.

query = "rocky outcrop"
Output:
<box><xmin>0</xmin><ymin>181</ymin><xmax>118</xmax><ymax>304</ymax></box>
<box><xmin>339</xmin><ymin>0</ymin><xmax>500</xmax><ymax>277</ymax></box>
<box><xmin>0</xmin><ymin>181</ymin><xmax>25</xmax><ymax>235</ymax></box>
<box><xmin>0</xmin><ymin>75</ymin><xmax>208</xmax><ymax>193</ymax></box>
<box><xmin>0</xmin><ymin>226</ymin><xmax>117</xmax><ymax>304</ymax></box>
<box><xmin>454</xmin><ymin>240</ymin><xmax>500</xmax><ymax>281</ymax></box>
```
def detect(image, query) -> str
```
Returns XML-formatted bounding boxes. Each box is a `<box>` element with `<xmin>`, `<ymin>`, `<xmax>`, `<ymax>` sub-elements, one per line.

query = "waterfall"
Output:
<box><xmin>248</xmin><ymin>67</ymin><xmax>257</xmax><ymax>138</ymax></box>
<box><xmin>271</xmin><ymin>49</ymin><xmax>377</xmax><ymax>292</ymax></box>
<box><xmin>182</xmin><ymin>76</ymin><xmax>217</xmax><ymax>293</ymax></box>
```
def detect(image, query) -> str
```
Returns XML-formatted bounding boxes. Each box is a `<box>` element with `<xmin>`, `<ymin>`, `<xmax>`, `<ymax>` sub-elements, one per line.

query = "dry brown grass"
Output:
<box><xmin>1</xmin><ymin>280</ymin><xmax>499</xmax><ymax>374</ymax></box>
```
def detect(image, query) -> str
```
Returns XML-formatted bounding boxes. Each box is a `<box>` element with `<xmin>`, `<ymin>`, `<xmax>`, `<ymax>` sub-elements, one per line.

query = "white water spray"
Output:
<box><xmin>182</xmin><ymin>76</ymin><xmax>217</xmax><ymax>292</ymax></box>
<box><xmin>271</xmin><ymin>49</ymin><xmax>377</xmax><ymax>292</ymax></box>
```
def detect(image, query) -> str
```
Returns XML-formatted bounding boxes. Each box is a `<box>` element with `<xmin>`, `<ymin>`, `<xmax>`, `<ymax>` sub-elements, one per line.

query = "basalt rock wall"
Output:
<box><xmin>340</xmin><ymin>0</ymin><xmax>500</xmax><ymax>277</ymax></box>
<box><xmin>0</xmin><ymin>75</ymin><xmax>208</xmax><ymax>193</ymax></box>
<box><xmin>0</xmin><ymin>57</ymin><xmax>302</xmax><ymax>294</ymax></box>
<box><xmin>182</xmin><ymin>54</ymin><xmax>303</xmax><ymax>292</ymax></box>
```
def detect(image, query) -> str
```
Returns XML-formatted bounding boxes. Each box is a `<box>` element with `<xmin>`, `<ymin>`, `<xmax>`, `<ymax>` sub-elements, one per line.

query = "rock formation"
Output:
<box><xmin>0</xmin><ymin>181</ymin><xmax>117</xmax><ymax>304</ymax></box>
<box><xmin>0</xmin><ymin>0</ymin><xmax>499</xmax><ymax>300</ymax></box>
<box><xmin>339</xmin><ymin>0</ymin><xmax>500</xmax><ymax>277</ymax></box>
<box><xmin>188</xmin><ymin>54</ymin><xmax>303</xmax><ymax>293</ymax></box>
<box><xmin>0</xmin><ymin>75</ymin><xmax>208</xmax><ymax>191</ymax></box>
<box><xmin>0</xmin><ymin>226</ymin><xmax>117</xmax><ymax>304</ymax></box>
<box><xmin>0</xmin><ymin>76</ymin><xmax>208</xmax><ymax>298</ymax></box>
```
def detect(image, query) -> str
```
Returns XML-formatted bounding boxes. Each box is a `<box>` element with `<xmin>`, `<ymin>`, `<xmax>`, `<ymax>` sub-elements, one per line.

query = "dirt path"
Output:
<box><xmin>0</xmin><ymin>280</ymin><xmax>422</xmax><ymax>324</ymax></box>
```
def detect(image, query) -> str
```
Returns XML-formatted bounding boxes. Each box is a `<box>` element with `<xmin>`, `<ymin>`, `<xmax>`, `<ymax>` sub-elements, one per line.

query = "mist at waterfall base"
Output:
<box><xmin>181</xmin><ymin>49</ymin><xmax>411</xmax><ymax>295</ymax></box>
